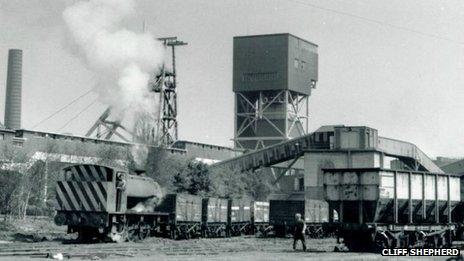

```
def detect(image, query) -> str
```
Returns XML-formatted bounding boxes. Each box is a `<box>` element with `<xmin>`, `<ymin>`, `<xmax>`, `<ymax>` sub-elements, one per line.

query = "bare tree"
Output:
<box><xmin>132</xmin><ymin>111</ymin><xmax>159</xmax><ymax>145</ymax></box>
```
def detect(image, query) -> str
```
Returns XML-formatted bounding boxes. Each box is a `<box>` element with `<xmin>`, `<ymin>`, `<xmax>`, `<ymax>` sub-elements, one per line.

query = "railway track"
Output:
<box><xmin>0</xmin><ymin>237</ymin><xmax>406</xmax><ymax>258</ymax></box>
<box><xmin>0</xmin><ymin>237</ymin><xmax>276</xmax><ymax>258</ymax></box>
<box><xmin>0</xmin><ymin>240</ymin><xmax>223</xmax><ymax>258</ymax></box>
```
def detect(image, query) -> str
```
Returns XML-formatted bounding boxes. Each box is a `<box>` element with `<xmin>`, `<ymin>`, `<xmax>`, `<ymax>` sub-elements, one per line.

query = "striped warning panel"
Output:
<box><xmin>63</xmin><ymin>164</ymin><xmax>112</xmax><ymax>182</ymax></box>
<box><xmin>56</xmin><ymin>181</ymin><xmax>108</xmax><ymax>211</ymax></box>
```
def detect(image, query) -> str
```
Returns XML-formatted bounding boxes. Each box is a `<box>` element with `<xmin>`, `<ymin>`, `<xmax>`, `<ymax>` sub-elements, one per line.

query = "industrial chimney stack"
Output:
<box><xmin>4</xmin><ymin>49</ymin><xmax>22</xmax><ymax>130</ymax></box>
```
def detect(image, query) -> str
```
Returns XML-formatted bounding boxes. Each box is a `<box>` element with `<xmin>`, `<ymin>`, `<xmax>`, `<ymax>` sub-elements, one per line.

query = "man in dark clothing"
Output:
<box><xmin>293</xmin><ymin>213</ymin><xmax>307</xmax><ymax>251</ymax></box>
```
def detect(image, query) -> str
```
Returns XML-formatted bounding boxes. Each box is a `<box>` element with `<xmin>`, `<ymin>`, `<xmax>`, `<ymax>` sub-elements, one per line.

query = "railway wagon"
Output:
<box><xmin>154</xmin><ymin>193</ymin><xmax>202</xmax><ymax>239</ymax></box>
<box><xmin>252</xmin><ymin>201</ymin><xmax>270</xmax><ymax>236</ymax></box>
<box><xmin>269</xmin><ymin>199</ymin><xmax>328</xmax><ymax>237</ymax></box>
<box><xmin>54</xmin><ymin>164</ymin><xmax>165</xmax><ymax>242</ymax></box>
<box><xmin>227</xmin><ymin>198</ymin><xmax>252</xmax><ymax>236</ymax></box>
<box><xmin>323</xmin><ymin>167</ymin><xmax>461</xmax><ymax>251</ymax></box>
<box><xmin>202</xmin><ymin>197</ymin><xmax>229</xmax><ymax>237</ymax></box>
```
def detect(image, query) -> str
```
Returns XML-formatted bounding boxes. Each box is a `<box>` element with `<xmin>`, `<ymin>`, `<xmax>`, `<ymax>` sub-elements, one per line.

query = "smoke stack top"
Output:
<box><xmin>4</xmin><ymin>49</ymin><xmax>22</xmax><ymax>130</ymax></box>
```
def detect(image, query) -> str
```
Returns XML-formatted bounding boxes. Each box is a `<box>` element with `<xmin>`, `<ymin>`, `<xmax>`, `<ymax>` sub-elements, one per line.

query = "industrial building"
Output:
<box><xmin>220</xmin><ymin>33</ymin><xmax>444</xmax><ymax>200</ymax></box>
<box><xmin>1</xmin><ymin>33</ymin><xmax>449</xmax><ymax>202</ymax></box>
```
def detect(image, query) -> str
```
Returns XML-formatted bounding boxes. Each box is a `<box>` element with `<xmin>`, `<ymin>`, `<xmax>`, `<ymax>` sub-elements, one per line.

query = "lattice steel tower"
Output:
<box><xmin>233</xmin><ymin>34</ymin><xmax>318</xmax><ymax>150</ymax></box>
<box><xmin>153</xmin><ymin>37</ymin><xmax>187</xmax><ymax>146</ymax></box>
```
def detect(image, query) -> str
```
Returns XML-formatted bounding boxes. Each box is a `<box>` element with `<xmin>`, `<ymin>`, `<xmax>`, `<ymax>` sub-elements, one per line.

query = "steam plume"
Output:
<box><xmin>63</xmin><ymin>0</ymin><xmax>164</xmax><ymax>127</ymax></box>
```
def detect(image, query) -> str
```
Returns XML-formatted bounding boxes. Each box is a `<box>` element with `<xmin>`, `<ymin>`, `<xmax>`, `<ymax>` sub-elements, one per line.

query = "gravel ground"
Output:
<box><xmin>0</xmin><ymin>216</ymin><xmax>70</xmax><ymax>242</ymax></box>
<box><xmin>0</xmin><ymin>217</ymin><xmax>459</xmax><ymax>260</ymax></box>
<box><xmin>0</xmin><ymin>236</ymin><xmax>457</xmax><ymax>261</ymax></box>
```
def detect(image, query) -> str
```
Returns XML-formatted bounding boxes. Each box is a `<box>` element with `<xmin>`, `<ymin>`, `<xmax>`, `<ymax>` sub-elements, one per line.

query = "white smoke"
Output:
<box><xmin>130</xmin><ymin>144</ymin><xmax>148</xmax><ymax>169</ymax></box>
<box><xmin>63</xmin><ymin>0</ymin><xmax>164</xmax><ymax>126</ymax></box>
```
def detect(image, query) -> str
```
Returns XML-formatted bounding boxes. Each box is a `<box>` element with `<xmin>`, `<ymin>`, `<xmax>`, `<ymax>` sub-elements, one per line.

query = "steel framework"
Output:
<box><xmin>152</xmin><ymin>37</ymin><xmax>187</xmax><ymax>146</ymax></box>
<box><xmin>234</xmin><ymin>90</ymin><xmax>309</xmax><ymax>150</ymax></box>
<box><xmin>85</xmin><ymin>107</ymin><xmax>132</xmax><ymax>141</ymax></box>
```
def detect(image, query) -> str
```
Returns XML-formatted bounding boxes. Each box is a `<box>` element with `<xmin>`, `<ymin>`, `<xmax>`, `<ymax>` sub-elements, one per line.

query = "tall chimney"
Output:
<box><xmin>4</xmin><ymin>49</ymin><xmax>22</xmax><ymax>130</ymax></box>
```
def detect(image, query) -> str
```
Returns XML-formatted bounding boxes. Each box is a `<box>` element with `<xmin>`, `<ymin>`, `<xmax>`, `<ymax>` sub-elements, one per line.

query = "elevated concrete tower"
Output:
<box><xmin>233</xmin><ymin>34</ymin><xmax>318</xmax><ymax>150</ymax></box>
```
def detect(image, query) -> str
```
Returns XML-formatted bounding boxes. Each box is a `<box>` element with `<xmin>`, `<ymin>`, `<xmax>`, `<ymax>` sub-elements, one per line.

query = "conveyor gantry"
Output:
<box><xmin>213</xmin><ymin>132</ymin><xmax>443</xmax><ymax>174</ymax></box>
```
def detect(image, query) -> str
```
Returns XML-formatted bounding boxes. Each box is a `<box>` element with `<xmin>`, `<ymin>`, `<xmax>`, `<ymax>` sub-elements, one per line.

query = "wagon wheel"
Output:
<box><xmin>219</xmin><ymin>227</ymin><xmax>226</xmax><ymax>238</ymax></box>
<box><xmin>438</xmin><ymin>234</ymin><xmax>446</xmax><ymax>248</ymax></box>
<box><xmin>171</xmin><ymin>226</ymin><xmax>181</xmax><ymax>240</ymax></box>
<box><xmin>184</xmin><ymin>226</ymin><xmax>191</xmax><ymax>240</ymax></box>
<box><xmin>314</xmin><ymin>227</ymin><xmax>324</xmax><ymax>238</ymax></box>
<box><xmin>374</xmin><ymin>234</ymin><xmax>391</xmax><ymax>252</ymax></box>
<box><xmin>412</xmin><ymin>231</ymin><xmax>424</xmax><ymax>247</ymax></box>
<box><xmin>110</xmin><ymin>223</ymin><xmax>128</xmax><ymax>243</ymax></box>
<box><xmin>430</xmin><ymin>235</ymin><xmax>439</xmax><ymax>248</ymax></box>
<box><xmin>127</xmin><ymin>226</ymin><xmax>139</xmax><ymax>242</ymax></box>
<box><xmin>170</xmin><ymin>228</ymin><xmax>176</xmax><ymax>240</ymax></box>
<box><xmin>138</xmin><ymin>224</ymin><xmax>150</xmax><ymax>240</ymax></box>
<box><xmin>445</xmin><ymin>231</ymin><xmax>453</xmax><ymax>247</ymax></box>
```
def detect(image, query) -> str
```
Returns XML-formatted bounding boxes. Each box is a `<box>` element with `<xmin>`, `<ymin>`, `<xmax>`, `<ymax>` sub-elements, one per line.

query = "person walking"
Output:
<box><xmin>293</xmin><ymin>213</ymin><xmax>307</xmax><ymax>251</ymax></box>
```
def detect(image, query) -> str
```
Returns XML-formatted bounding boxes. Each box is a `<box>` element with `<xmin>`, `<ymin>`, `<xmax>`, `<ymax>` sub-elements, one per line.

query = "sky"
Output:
<box><xmin>0</xmin><ymin>0</ymin><xmax>464</xmax><ymax>158</ymax></box>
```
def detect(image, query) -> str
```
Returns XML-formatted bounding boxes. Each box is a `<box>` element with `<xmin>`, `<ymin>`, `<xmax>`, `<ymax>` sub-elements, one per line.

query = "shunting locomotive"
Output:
<box><xmin>54</xmin><ymin>164</ymin><xmax>164</xmax><ymax>242</ymax></box>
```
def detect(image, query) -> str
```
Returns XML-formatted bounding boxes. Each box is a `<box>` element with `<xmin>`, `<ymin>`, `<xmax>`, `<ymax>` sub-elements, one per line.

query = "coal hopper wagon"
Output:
<box><xmin>227</xmin><ymin>198</ymin><xmax>252</xmax><ymax>236</ymax></box>
<box><xmin>252</xmin><ymin>201</ymin><xmax>271</xmax><ymax>236</ymax></box>
<box><xmin>154</xmin><ymin>193</ymin><xmax>202</xmax><ymax>239</ymax></box>
<box><xmin>323</xmin><ymin>167</ymin><xmax>461</xmax><ymax>251</ymax></box>
<box><xmin>202</xmin><ymin>197</ymin><xmax>229</xmax><ymax>237</ymax></box>
<box><xmin>227</xmin><ymin>199</ymin><xmax>271</xmax><ymax>236</ymax></box>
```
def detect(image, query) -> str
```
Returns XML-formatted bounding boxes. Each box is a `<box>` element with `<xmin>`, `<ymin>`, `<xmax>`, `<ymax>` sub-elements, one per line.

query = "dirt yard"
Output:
<box><xmin>0</xmin><ymin>215</ymin><xmax>70</xmax><ymax>243</ymax></box>
<box><xmin>0</xmin><ymin>237</ymin><xmax>393</xmax><ymax>261</ymax></box>
<box><xmin>0</xmin><ymin>217</ymin><xmax>459</xmax><ymax>260</ymax></box>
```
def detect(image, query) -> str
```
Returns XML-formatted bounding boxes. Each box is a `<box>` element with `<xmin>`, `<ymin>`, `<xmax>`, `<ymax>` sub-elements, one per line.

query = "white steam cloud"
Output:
<box><xmin>63</xmin><ymin>0</ymin><xmax>164</xmax><ymax>125</ymax></box>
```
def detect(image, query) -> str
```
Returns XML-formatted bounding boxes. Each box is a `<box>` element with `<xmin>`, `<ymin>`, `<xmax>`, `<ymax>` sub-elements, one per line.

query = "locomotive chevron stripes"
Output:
<box><xmin>56</xmin><ymin>164</ymin><xmax>112</xmax><ymax>212</ymax></box>
<box><xmin>66</xmin><ymin>164</ymin><xmax>110</xmax><ymax>181</ymax></box>
<box><xmin>56</xmin><ymin>181</ymin><xmax>108</xmax><ymax>211</ymax></box>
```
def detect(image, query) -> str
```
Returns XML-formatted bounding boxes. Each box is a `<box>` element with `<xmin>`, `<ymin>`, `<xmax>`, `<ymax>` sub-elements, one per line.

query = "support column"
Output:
<box><xmin>435</xmin><ymin>174</ymin><xmax>439</xmax><ymax>223</ymax></box>
<box><xmin>394</xmin><ymin>171</ymin><xmax>398</xmax><ymax>223</ymax></box>
<box><xmin>284</xmin><ymin>90</ymin><xmax>289</xmax><ymax>139</ymax></box>
<box><xmin>422</xmin><ymin>173</ymin><xmax>426</xmax><ymax>220</ymax></box>
<box><xmin>408</xmin><ymin>171</ymin><xmax>413</xmax><ymax>224</ymax></box>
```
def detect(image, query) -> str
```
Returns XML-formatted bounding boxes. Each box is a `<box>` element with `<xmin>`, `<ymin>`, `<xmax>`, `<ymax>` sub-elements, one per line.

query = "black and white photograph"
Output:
<box><xmin>0</xmin><ymin>0</ymin><xmax>463</xmax><ymax>260</ymax></box>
